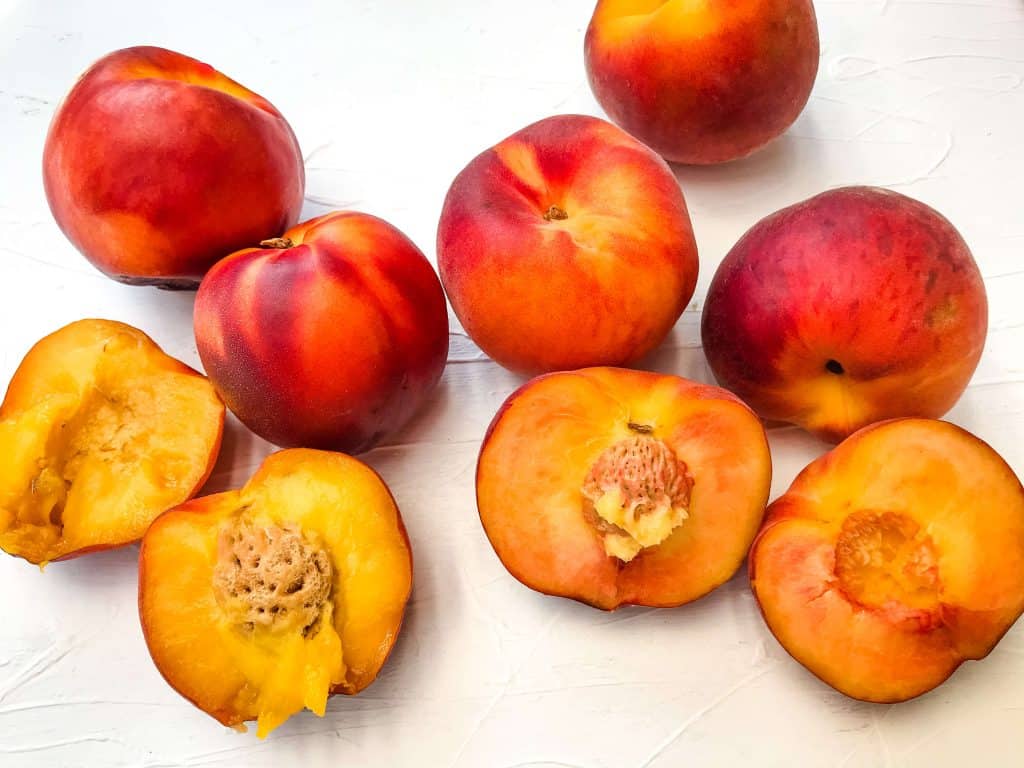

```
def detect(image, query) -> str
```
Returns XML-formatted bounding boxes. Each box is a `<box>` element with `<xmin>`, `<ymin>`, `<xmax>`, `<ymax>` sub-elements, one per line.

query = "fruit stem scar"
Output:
<box><xmin>825</xmin><ymin>359</ymin><xmax>845</xmax><ymax>375</ymax></box>
<box><xmin>259</xmin><ymin>237</ymin><xmax>294</xmax><ymax>249</ymax></box>
<box><xmin>628</xmin><ymin>422</ymin><xmax>653</xmax><ymax>434</ymax></box>
<box><xmin>543</xmin><ymin>205</ymin><xmax>568</xmax><ymax>221</ymax></box>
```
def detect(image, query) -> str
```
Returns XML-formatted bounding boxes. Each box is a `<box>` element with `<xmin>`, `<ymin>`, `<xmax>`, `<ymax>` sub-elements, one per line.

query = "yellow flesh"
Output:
<box><xmin>0</xmin><ymin>331</ymin><xmax>221</xmax><ymax>563</ymax></box>
<box><xmin>141</xmin><ymin>451</ymin><xmax>411</xmax><ymax>737</ymax></box>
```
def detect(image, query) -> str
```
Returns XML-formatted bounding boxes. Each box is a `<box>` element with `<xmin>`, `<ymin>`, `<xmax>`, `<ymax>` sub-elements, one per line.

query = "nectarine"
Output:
<box><xmin>702</xmin><ymin>187</ymin><xmax>987</xmax><ymax>442</ymax></box>
<box><xmin>477</xmin><ymin>367</ymin><xmax>771</xmax><ymax>609</ymax></box>
<box><xmin>43</xmin><ymin>46</ymin><xmax>304</xmax><ymax>287</ymax></box>
<box><xmin>0</xmin><ymin>320</ymin><xmax>224</xmax><ymax>564</ymax></box>
<box><xmin>585</xmin><ymin>0</ymin><xmax>820</xmax><ymax>164</ymax></box>
<box><xmin>438</xmin><ymin>115</ymin><xmax>698</xmax><ymax>374</ymax></box>
<box><xmin>194</xmin><ymin>211</ymin><xmax>449</xmax><ymax>453</ymax></box>
<box><xmin>750</xmin><ymin>419</ymin><xmax>1024</xmax><ymax>701</ymax></box>
<box><xmin>139</xmin><ymin>449</ymin><xmax>413</xmax><ymax>737</ymax></box>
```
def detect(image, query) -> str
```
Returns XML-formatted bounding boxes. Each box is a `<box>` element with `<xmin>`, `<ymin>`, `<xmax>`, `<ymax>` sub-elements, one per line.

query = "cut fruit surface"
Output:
<box><xmin>138</xmin><ymin>449</ymin><xmax>413</xmax><ymax>736</ymax></box>
<box><xmin>476</xmin><ymin>367</ymin><xmax>772</xmax><ymax>610</ymax></box>
<box><xmin>0</xmin><ymin>319</ymin><xmax>224</xmax><ymax>564</ymax></box>
<box><xmin>750</xmin><ymin>418</ymin><xmax>1024</xmax><ymax>702</ymax></box>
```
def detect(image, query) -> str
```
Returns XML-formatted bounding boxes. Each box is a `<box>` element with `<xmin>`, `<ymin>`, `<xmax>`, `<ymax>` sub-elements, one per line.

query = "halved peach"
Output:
<box><xmin>750</xmin><ymin>419</ymin><xmax>1024</xmax><ymax>702</ymax></box>
<box><xmin>0</xmin><ymin>319</ymin><xmax>224</xmax><ymax>564</ymax></box>
<box><xmin>138</xmin><ymin>449</ymin><xmax>413</xmax><ymax>737</ymax></box>
<box><xmin>477</xmin><ymin>367</ymin><xmax>771</xmax><ymax>610</ymax></box>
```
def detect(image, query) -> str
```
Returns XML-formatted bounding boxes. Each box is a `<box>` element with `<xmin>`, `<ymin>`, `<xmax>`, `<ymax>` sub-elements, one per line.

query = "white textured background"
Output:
<box><xmin>1</xmin><ymin>1</ymin><xmax>1022</xmax><ymax>766</ymax></box>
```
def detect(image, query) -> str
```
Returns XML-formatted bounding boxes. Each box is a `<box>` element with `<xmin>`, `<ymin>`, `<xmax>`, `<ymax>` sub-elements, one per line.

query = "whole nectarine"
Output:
<box><xmin>701</xmin><ymin>186</ymin><xmax>987</xmax><ymax>442</ymax></box>
<box><xmin>585</xmin><ymin>0</ymin><xmax>820</xmax><ymax>164</ymax></box>
<box><xmin>438</xmin><ymin>114</ymin><xmax>698</xmax><ymax>374</ymax></box>
<box><xmin>43</xmin><ymin>46</ymin><xmax>304</xmax><ymax>287</ymax></box>
<box><xmin>194</xmin><ymin>211</ymin><xmax>448</xmax><ymax>453</ymax></box>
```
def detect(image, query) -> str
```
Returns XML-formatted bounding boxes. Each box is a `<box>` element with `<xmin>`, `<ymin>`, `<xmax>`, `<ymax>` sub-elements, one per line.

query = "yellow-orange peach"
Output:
<box><xmin>43</xmin><ymin>46</ymin><xmax>304</xmax><ymax>287</ymax></box>
<box><xmin>585</xmin><ymin>0</ymin><xmax>819</xmax><ymax>164</ymax></box>
<box><xmin>477</xmin><ymin>367</ymin><xmax>771</xmax><ymax>610</ymax></box>
<box><xmin>438</xmin><ymin>115</ymin><xmax>698</xmax><ymax>374</ymax></box>
<box><xmin>0</xmin><ymin>320</ymin><xmax>224</xmax><ymax>564</ymax></box>
<box><xmin>139</xmin><ymin>449</ymin><xmax>413</xmax><ymax>737</ymax></box>
<box><xmin>750</xmin><ymin>419</ymin><xmax>1024</xmax><ymax>701</ymax></box>
<box><xmin>702</xmin><ymin>187</ymin><xmax>987</xmax><ymax>443</ymax></box>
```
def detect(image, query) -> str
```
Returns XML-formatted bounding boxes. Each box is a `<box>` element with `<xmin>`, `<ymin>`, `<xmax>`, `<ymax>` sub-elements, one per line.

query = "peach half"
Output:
<box><xmin>139</xmin><ymin>449</ymin><xmax>413</xmax><ymax>737</ymax></box>
<box><xmin>477</xmin><ymin>367</ymin><xmax>771</xmax><ymax>610</ymax></box>
<box><xmin>0</xmin><ymin>320</ymin><xmax>224</xmax><ymax>564</ymax></box>
<box><xmin>750</xmin><ymin>419</ymin><xmax>1024</xmax><ymax>701</ymax></box>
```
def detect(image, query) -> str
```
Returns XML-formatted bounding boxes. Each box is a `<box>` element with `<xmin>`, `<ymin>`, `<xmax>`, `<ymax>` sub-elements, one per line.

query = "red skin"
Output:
<box><xmin>194</xmin><ymin>211</ymin><xmax>449</xmax><ymax>453</ymax></box>
<box><xmin>701</xmin><ymin>187</ymin><xmax>988</xmax><ymax>442</ymax></box>
<box><xmin>43</xmin><ymin>46</ymin><xmax>304</xmax><ymax>287</ymax></box>
<box><xmin>585</xmin><ymin>0</ymin><xmax>819</xmax><ymax>164</ymax></box>
<box><xmin>438</xmin><ymin>114</ymin><xmax>698</xmax><ymax>375</ymax></box>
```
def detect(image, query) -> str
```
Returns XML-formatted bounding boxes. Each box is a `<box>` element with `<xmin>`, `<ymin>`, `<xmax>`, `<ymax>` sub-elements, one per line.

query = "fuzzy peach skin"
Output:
<box><xmin>194</xmin><ymin>211</ymin><xmax>449</xmax><ymax>453</ymax></box>
<box><xmin>0</xmin><ymin>320</ymin><xmax>224</xmax><ymax>564</ymax></box>
<box><xmin>437</xmin><ymin>114</ymin><xmax>698</xmax><ymax>375</ymax></box>
<box><xmin>701</xmin><ymin>187</ymin><xmax>988</xmax><ymax>443</ymax></box>
<box><xmin>477</xmin><ymin>367</ymin><xmax>771</xmax><ymax>610</ymax></box>
<box><xmin>750</xmin><ymin>419</ymin><xmax>1024</xmax><ymax>702</ymax></box>
<box><xmin>139</xmin><ymin>449</ymin><xmax>413</xmax><ymax>737</ymax></box>
<box><xmin>585</xmin><ymin>0</ymin><xmax>819</xmax><ymax>164</ymax></box>
<box><xmin>43</xmin><ymin>46</ymin><xmax>304</xmax><ymax>287</ymax></box>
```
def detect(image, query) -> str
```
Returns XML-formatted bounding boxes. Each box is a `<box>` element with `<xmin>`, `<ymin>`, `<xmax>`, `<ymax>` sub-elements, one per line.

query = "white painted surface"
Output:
<box><xmin>1</xmin><ymin>0</ymin><xmax>1022</xmax><ymax>765</ymax></box>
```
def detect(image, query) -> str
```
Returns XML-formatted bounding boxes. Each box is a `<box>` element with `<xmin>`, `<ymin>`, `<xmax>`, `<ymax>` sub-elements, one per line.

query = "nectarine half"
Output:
<box><xmin>750</xmin><ymin>419</ymin><xmax>1024</xmax><ymax>701</ymax></box>
<box><xmin>477</xmin><ymin>367</ymin><xmax>771</xmax><ymax>610</ymax></box>
<box><xmin>138</xmin><ymin>449</ymin><xmax>413</xmax><ymax>737</ymax></box>
<box><xmin>0</xmin><ymin>320</ymin><xmax>224</xmax><ymax>564</ymax></box>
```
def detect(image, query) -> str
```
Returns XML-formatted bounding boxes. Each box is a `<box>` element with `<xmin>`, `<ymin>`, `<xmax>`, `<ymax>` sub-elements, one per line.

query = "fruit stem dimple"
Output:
<box><xmin>825</xmin><ymin>359</ymin><xmax>845</xmax><ymax>375</ymax></box>
<box><xmin>259</xmin><ymin>237</ymin><xmax>294</xmax><ymax>249</ymax></box>
<box><xmin>543</xmin><ymin>205</ymin><xmax>568</xmax><ymax>221</ymax></box>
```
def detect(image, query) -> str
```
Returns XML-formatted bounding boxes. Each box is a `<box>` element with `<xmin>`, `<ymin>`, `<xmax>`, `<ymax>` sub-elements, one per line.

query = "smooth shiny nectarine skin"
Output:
<box><xmin>194</xmin><ymin>211</ymin><xmax>449</xmax><ymax>453</ymax></box>
<box><xmin>585</xmin><ymin>0</ymin><xmax>819</xmax><ymax>164</ymax></box>
<box><xmin>0</xmin><ymin>320</ymin><xmax>224</xmax><ymax>564</ymax></box>
<box><xmin>702</xmin><ymin>187</ymin><xmax>987</xmax><ymax>443</ymax></box>
<box><xmin>750</xmin><ymin>419</ymin><xmax>1024</xmax><ymax>702</ymax></box>
<box><xmin>438</xmin><ymin>114</ymin><xmax>698</xmax><ymax>375</ymax></box>
<box><xmin>139</xmin><ymin>449</ymin><xmax>412</xmax><ymax>737</ymax></box>
<box><xmin>477</xmin><ymin>367</ymin><xmax>771</xmax><ymax>610</ymax></box>
<box><xmin>43</xmin><ymin>46</ymin><xmax>304</xmax><ymax>287</ymax></box>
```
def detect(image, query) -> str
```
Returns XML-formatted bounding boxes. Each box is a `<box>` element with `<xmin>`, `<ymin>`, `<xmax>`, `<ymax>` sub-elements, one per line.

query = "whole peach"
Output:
<box><xmin>701</xmin><ymin>187</ymin><xmax>988</xmax><ymax>442</ymax></box>
<box><xmin>194</xmin><ymin>212</ymin><xmax>448</xmax><ymax>453</ymax></box>
<box><xmin>585</xmin><ymin>0</ymin><xmax>819</xmax><ymax>164</ymax></box>
<box><xmin>437</xmin><ymin>114</ymin><xmax>698</xmax><ymax>375</ymax></box>
<box><xmin>43</xmin><ymin>46</ymin><xmax>304</xmax><ymax>287</ymax></box>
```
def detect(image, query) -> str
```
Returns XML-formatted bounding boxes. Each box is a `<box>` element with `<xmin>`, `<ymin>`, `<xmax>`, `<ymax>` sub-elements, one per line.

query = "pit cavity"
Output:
<box><xmin>581</xmin><ymin>431</ymin><xmax>693</xmax><ymax>563</ymax></box>
<box><xmin>834</xmin><ymin>510</ymin><xmax>940</xmax><ymax>610</ymax></box>
<box><xmin>212</xmin><ymin>517</ymin><xmax>334</xmax><ymax>636</ymax></box>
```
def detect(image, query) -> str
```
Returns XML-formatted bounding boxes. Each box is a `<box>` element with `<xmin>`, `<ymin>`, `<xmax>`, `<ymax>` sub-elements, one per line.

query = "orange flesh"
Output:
<box><xmin>750</xmin><ymin>419</ymin><xmax>1024</xmax><ymax>701</ymax></box>
<box><xmin>477</xmin><ymin>367</ymin><xmax>772</xmax><ymax>610</ymax></box>
<box><xmin>0</xmin><ymin>320</ymin><xmax>223</xmax><ymax>564</ymax></box>
<box><xmin>139</xmin><ymin>449</ymin><xmax>412</xmax><ymax>737</ymax></box>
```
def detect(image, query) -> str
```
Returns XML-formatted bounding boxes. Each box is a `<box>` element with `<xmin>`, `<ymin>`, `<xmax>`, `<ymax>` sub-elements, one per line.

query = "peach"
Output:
<box><xmin>437</xmin><ymin>114</ymin><xmax>698</xmax><ymax>374</ymax></box>
<box><xmin>194</xmin><ymin>211</ymin><xmax>449</xmax><ymax>453</ymax></box>
<box><xmin>139</xmin><ymin>449</ymin><xmax>413</xmax><ymax>736</ymax></box>
<box><xmin>585</xmin><ymin>0</ymin><xmax>819</xmax><ymax>164</ymax></box>
<box><xmin>701</xmin><ymin>187</ymin><xmax>987</xmax><ymax>443</ymax></box>
<box><xmin>0</xmin><ymin>320</ymin><xmax>224</xmax><ymax>564</ymax></box>
<box><xmin>477</xmin><ymin>367</ymin><xmax>771</xmax><ymax>610</ymax></box>
<box><xmin>750</xmin><ymin>419</ymin><xmax>1024</xmax><ymax>701</ymax></box>
<box><xmin>43</xmin><ymin>46</ymin><xmax>304</xmax><ymax>287</ymax></box>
